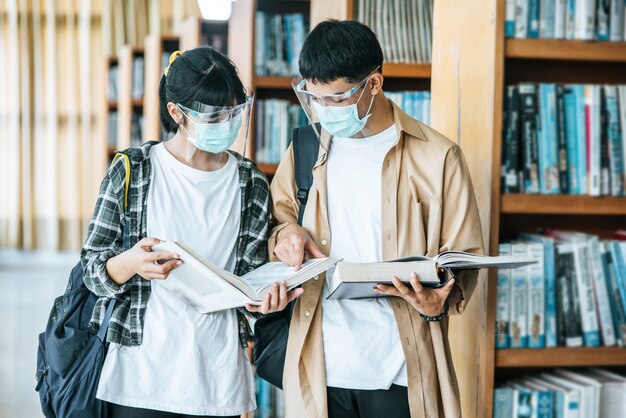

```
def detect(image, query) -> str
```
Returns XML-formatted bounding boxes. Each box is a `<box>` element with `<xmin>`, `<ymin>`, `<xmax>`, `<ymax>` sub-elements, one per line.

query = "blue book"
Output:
<box><xmin>496</xmin><ymin>243</ymin><xmax>512</xmax><ymax>348</ymax></box>
<box><xmin>510</xmin><ymin>243</ymin><xmax>529</xmax><ymax>348</ymax></box>
<box><xmin>610</xmin><ymin>241</ymin><xmax>626</xmax><ymax>314</ymax></box>
<box><xmin>601</xmin><ymin>242</ymin><xmax>626</xmax><ymax>345</ymax></box>
<box><xmin>566</xmin><ymin>0</ymin><xmax>576</xmax><ymax>39</ymax></box>
<box><xmin>493</xmin><ymin>387</ymin><xmax>514</xmax><ymax>418</ymax></box>
<box><xmin>573</xmin><ymin>85</ymin><xmax>588</xmax><ymax>195</ymax></box>
<box><xmin>563</xmin><ymin>87</ymin><xmax>580</xmax><ymax>194</ymax></box>
<box><xmin>402</xmin><ymin>93</ymin><xmax>412</xmax><ymax>119</ymax></box>
<box><xmin>540</xmin><ymin>0</ymin><xmax>556</xmax><ymax>38</ymax></box>
<box><xmin>596</xmin><ymin>0</ymin><xmax>611</xmax><ymax>41</ymax></box>
<box><xmin>535</xmin><ymin>389</ymin><xmax>554</xmax><ymax>418</ymax></box>
<box><xmin>414</xmin><ymin>92</ymin><xmax>422</xmax><ymax>122</ymax></box>
<box><xmin>528</xmin><ymin>0</ymin><xmax>541</xmax><ymax>38</ymax></box>
<box><xmin>505</xmin><ymin>0</ymin><xmax>516</xmax><ymax>37</ymax></box>
<box><xmin>604</xmin><ymin>86</ymin><xmax>624</xmax><ymax>196</ymax></box>
<box><xmin>423</xmin><ymin>91</ymin><xmax>431</xmax><ymax>124</ymax></box>
<box><xmin>538</xmin><ymin>84</ymin><xmax>560</xmax><ymax>194</ymax></box>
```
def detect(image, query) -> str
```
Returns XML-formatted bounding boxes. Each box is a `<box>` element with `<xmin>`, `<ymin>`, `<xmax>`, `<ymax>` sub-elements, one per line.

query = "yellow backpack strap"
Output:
<box><xmin>111</xmin><ymin>153</ymin><xmax>131</xmax><ymax>210</ymax></box>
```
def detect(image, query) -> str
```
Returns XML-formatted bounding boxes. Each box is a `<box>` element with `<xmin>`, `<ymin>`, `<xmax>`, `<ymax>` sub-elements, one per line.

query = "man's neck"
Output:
<box><xmin>354</xmin><ymin>92</ymin><xmax>395</xmax><ymax>138</ymax></box>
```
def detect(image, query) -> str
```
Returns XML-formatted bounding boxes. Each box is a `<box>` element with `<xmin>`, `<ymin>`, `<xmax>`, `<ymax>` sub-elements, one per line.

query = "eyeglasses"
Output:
<box><xmin>293</xmin><ymin>66</ymin><xmax>381</xmax><ymax>106</ymax></box>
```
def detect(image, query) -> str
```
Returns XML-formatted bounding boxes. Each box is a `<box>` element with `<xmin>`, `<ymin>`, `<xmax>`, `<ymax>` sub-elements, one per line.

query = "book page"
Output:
<box><xmin>434</xmin><ymin>251</ymin><xmax>536</xmax><ymax>269</ymax></box>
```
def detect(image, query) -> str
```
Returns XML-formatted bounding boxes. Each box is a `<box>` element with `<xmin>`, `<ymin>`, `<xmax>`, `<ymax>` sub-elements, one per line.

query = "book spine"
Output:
<box><xmin>539</xmin><ymin>84</ymin><xmax>560</xmax><ymax>194</ymax></box>
<box><xmin>505</xmin><ymin>0</ymin><xmax>517</xmax><ymax>37</ymax></box>
<box><xmin>619</xmin><ymin>86</ymin><xmax>626</xmax><ymax>194</ymax></box>
<box><xmin>575</xmin><ymin>0</ymin><xmax>596</xmax><ymax>40</ymax></box>
<box><xmin>529</xmin><ymin>0</ymin><xmax>541</xmax><ymax>38</ymax></box>
<box><xmin>509</xmin><ymin>86</ymin><xmax>521</xmax><ymax>193</ymax></box>
<box><xmin>564</xmin><ymin>87</ymin><xmax>580</xmax><ymax>194</ymax></box>
<box><xmin>520</xmin><ymin>84</ymin><xmax>540</xmax><ymax>193</ymax></box>
<box><xmin>610</xmin><ymin>242</ymin><xmax>626</xmax><ymax>318</ymax></box>
<box><xmin>588</xmin><ymin>237</ymin><xmax>617</xmax><ymax>346</ymax></box>
<box><xmin>528</xmin><ymin>243</ymin><xmax>546</xmax><ymax>348</ymax></box>
<box><xmin>566</xmin><ymin>0</ymin><xmax>576</xmax><ymax>39</ymax></box>
<box><xmin>510</xmin><ymin>243</ymin><xmax>529</xmax><ymax>348</ymax></box>
<box><xmin>497</xmin><ymin>243</ymin><xmax>512</xmax><ymax>349</ymax></box>
<box><xmin>587</xmin><ymin>85</ymin><xmax>601</xmax><ymax>196</ymax></box>
<box><xmin>556</xmin><ymin>244</ymin><xmax>583</xmax><ymax>347</ymax></box>
<box><xmin>536</xmin><ymin>390</ymin><xmax>554</xmax><ymax>418</ymax></box>
<box><xmin>602</xmin><ymin>243</ymin><xmax>626</xmax><ymax>345</ymax></box>
<box><xmin>600</xmin><ymin>86</ymin><xmax>611</xmax><ymax>195</ymax></box>
<box><xmin>555</xmin><ymin>0</ymin><xmax>568</xmax><ymax>39</ymax></box>
<box><xmin>574</xmin><ymin>243</ymin><xmax>601</xmax><ymax>347</ymax></box>
<box><xmin>610</xmin><ymin>0</ymin><xmax>626</xmax><ymax>41</ymax></box>
<box><xmin>539</xmin><ymin>0</ymin><xmax>556</xmax><ymax>38</ymax></box>
<box><xmin>494</xmin><ymin>388</ymin><xmax>514</xmax><ymax>418</ymax></box>
<box><xmin>515</xmin><ymin>0</ymin><xmax>529</xmax><ymax>38</ymax></box>
<box><xmin>543</xmin><ymin>239</ymin><xmax>558</xmax><ymax>348</ymax></box>
<box><xmin>596</xmin><ymin>0</ymin><xmax>611</xmax><ymax>41</ymax></box>
<box><xmin>575</xmin><ymin>85</ymin><xmax>589</xmax><ymax>195</ymax></box>
<box><xmin>556</xmin><ymin>84</ymin><xmax>569</xmax><ymax>193</ymax></box>
<box><xmin>605</xmin><ymin>86</ymin><xmax>624</xmax><ymax>196</ymax></box>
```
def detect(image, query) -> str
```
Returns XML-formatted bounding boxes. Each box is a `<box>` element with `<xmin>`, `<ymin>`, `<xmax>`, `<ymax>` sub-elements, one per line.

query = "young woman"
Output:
<box><xmin>81</xmin><ymin>47</ymin><xmax>301</xmax><ymax>418</ymax></box>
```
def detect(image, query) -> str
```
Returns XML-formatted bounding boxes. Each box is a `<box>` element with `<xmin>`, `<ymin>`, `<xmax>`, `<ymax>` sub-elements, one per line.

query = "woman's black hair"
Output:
<box><xmin>299</xmin><ymin>19</ymin><xmax>383</xmax><ymax>84</ymax></box>
<box><xmin>159</xmin><ymin>46</ymin><xmax>246</xmax><ymax>133</ymax></box>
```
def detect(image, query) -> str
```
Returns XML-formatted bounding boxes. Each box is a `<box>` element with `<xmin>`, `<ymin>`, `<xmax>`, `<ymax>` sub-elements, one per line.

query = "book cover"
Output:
<box><xmin>586</xmin><ymin>85</ymin><xmax>601</xmax><ymax>196</ymax></box>
<box><xmin>610</xmin><ymin>0</ymin><xmax>626</xmax><ymax>41</ymax></box>
<box><xmin>588</xmin><ymin>237</ymin><xmax>617</xmax><ymax>347</ymax></box>
<box><xmin>573</xmin><ymin>242</ymin><xmax>601</xmax><ymax>347</ymax></box>
<box><xmin>610</xmin><ymin>241</ymin><xmax>626</xmax><ymax>315</ymax></box>
<box><xmin>565</xmin><ymin>0</ymin><xmax>576</xmax><ymax>39</ymax></box>
<box><xmin>575</xmin><ymin>0</ymin><xmax>596</xmax><ymax>40</ymax></box>
<box><xmin>493</xmin><ymin>387</ymin><xmax>514</xmax><ymax>418</ymax></box>
<box><xmin>574</xmin><ymin>85</ymin><xmax>589</xmax><ymax>195</ymax></box>
<box><xmin>538</xmin><ymin>84</ymin><xmax>560</xmax><ymax>194</ymax></box>
<box><xmin>555</xmin><ymin>0</ymin><xmax>568</xmax><ymax>39</ymax></box>
<box><xmin>505</xmin><ymin>0</ymin><xmax>517</xmax><ymax>37</ymax></box>
<box><xmin>556</xmin><ymin>244</ymin><xmax>583</xmax><ymax>347</ymax></box>
<box><xmin>596</xmin><ymin>0</ymin><xmax>611</xmax><ymax>41</ymax></box>
<box><xmin>529</xmin><ymin>0</ymin><xmax>541</xmax><ymax>38</ymax></box>
<box><xmin>539</xmin><ymin>0</ymin><xmax>555</xmax><ymax>38</ymax></box>
<box><xmin>619</xmin><ymin>87</ymin><xmax>626</xmax><ymax>194</ymax></box>
<box><xmin>515</xmin><ymin>0</ymin><xmax>529</xmax><ymax>38</ymax></box>
<box><xmin>601</xmin><ymin>242</ymin><xmax>626</xmax><ymax>346</ymax></box>
<box><xmin>600</xmin><ymin>86</ymin><xmax>611</xmax><ymax>195</ymax></box>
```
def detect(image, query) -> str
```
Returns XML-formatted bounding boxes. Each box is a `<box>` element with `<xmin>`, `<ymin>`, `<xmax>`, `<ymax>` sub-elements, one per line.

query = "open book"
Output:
<box><xmin>153</xmin><ymin>241</ymin><xmax>339</xmax><ymax>313</ymax></box>
<box><xmin>327</xmin><ymin>251</ymin><xmax>536</xmax><ymax>300</ymax></box>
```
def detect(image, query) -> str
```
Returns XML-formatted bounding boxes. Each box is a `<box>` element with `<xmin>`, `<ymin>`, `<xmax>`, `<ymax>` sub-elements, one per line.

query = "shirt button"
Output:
<box><xmin>314</xmin><ymin>275</ymin><xmax>319</xmax><ymax>281</ymax></box>
<box><xmin>321</xmin><ymin>240</ymin><xmax>327</xmax><ymax>246</ymax></box>
<box><xmin>305</xmin><ymin>310</ymin><xmax>311</xmax><ymax>317</ymax></box>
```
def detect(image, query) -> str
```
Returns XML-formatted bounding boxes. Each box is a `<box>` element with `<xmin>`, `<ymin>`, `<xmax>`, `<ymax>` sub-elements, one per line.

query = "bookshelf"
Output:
<box><xmin>104</xmin><ymin>56</ymin><xmax>119</xmax><ymax>161</ymax></box>
<box><xmin>117</xmin><ymin>45</ymin><xmax>145</xmax><ymax>151</ymax></box>
<box><xmin>496</xmin><ymin>346</ymin><xmax>626</xmax><ymax>368</ymax></box>
<box><xmin>144</xmin><ymin>34</ymin><xmax>180</xmax><ymax>142</ymax></box>
<box><xmin>180</xmin><ymin>17</ymin><xmax>229</xmax><ymax>54</ymax></box>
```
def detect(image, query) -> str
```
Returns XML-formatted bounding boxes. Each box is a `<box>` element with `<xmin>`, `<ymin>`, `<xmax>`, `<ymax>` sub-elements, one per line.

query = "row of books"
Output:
<box><xmin>494</xmin><ymin>368</ymin><xmax>626</xmax><ymax>418</ymax></box>
<box><xmin>255</xmin><ymin>12</ymin><xmax>309</xmax><ymax>77</ymax></box>
<box><xmin>131</xmin><ymin>56</ymin><xmax>145</xmax><ymax>100</ymax></box>
<box><xmin>505</xmin><ymin>0</ymin><xmax>626</xmax><ymax>41</ymax></box>
<box><xmin>255</xmin><ymin>378</ymin><xmax>284</xmax><ymax>418</ymax></box>
<box><xmin>356</xmin><ymin>0</ymin><xmax>433</xmax><ymax>64</ymax></box>
<box><xmin>501</xmin><ymin>83</ymin><xmax>626</xmax><ymax>196</ymax></box>
<box><xmin>255</xmin><ymin>99</ymin><xmax>307</xmax><ymax>165</ymax></box>
<box><xmin>130</xmin><ymin>112</ymin><xmax>144</xmax><ymax>148</ymax></box>
<box><xmin>496</xmin><ymin>230</ymin><xmax>626</xmax><ymax>350</ymax></box>
<box><xmin>106</xmin><ymin>64</ymin><xmax>118</xmax><ymax>102</ymax></box>
<box><xmin>107</xmin><ymin>112</ymin><xmax>118</xmax><ymax>148</ymax></box>
<box><xmin>385</xmin><ymin>91</ymin><xmax>431</xmax><ymax>124</ymax></box>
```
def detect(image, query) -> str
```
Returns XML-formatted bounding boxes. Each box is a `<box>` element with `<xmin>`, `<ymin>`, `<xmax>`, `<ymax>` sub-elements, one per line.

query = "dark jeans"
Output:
<box><xmin>327</xmin><ymin>384</ymin><xmax>411</xmax><ymax>418</ymax></box>
<box><xmin>107</xmin><ymin>402</ymin><xmax>239</xmax><ymax>418</ymax></box>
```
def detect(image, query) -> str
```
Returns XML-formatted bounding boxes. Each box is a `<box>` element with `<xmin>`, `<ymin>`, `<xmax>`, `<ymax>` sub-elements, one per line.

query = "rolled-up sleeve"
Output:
<box><xmin>439</xmin><ymin>145</ymin><xmax>485</xmax><ymax>315</ymax></box>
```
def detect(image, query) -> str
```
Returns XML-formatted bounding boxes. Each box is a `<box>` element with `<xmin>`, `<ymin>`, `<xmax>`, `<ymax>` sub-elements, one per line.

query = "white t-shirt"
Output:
<box><xmin>96</xmin><ymin>143</ymin><xmax>256</xmax><ymax>416</ymax></box>
<box><xmin>322</xmin><ymin>124</ymin><xmax>408</xmax><ymax>390</ymax></box>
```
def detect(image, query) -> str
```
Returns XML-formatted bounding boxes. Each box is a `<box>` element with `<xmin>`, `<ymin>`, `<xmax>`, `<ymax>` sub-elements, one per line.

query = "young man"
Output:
<box><xmin>269</xmin><ymin>20</ymin><xmax>484</xmax><ymax>418</ymax></box>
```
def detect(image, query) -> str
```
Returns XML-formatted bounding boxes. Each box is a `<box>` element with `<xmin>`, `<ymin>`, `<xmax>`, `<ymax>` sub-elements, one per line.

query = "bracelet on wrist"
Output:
<box><xmin>419</xmin><ymin>301</ymin><xmax>449</xmax><ymax>322</ymax></box>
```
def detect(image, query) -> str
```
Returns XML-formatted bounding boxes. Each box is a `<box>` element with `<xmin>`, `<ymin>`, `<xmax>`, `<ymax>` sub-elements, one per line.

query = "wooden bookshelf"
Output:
<box><xmin>501</xmin><ymin>195</ymin><xmax>626</xmax><ymax>215</ymax></box>
<box><xmin>144</xmin><ymin>33</ymin><xmax>180</xmax><ymax>142</ymax></box>
<box><xmin>181</xmin><ymin>17</ymin><xmax>229</xmax><ymax>53</ymax></box>
<box><xmin>255</xmin><ymin>76</ymin><xmax>294</xmax><ymax>89</ymax></box>
<box><xmin>103</xmin><ymin>57</ymin><xmax>119</xmax><ymax>163</ymax></box>
<box><xmin>496</xmin><ymin>347</ymin><xmax>626</xmax><ymax>368</ymax></box>
<box><xmin>382</xmin><ymin>63</ymin><xmax>432</xmax><ymax>78</ymax></box>
<box><xmin>117</xmin><ymin>46</ymin><xmax>144</xmax><ymax>150</ymax></box>
<box><xmin>506</xmin><ymin>38</ymin><xmax>626</xmax><ymax>62</ymax></box>
<box><xmin>257</xmin><ymin>163</ymin><xmax>278</xmax><ymax>176</ymax></box>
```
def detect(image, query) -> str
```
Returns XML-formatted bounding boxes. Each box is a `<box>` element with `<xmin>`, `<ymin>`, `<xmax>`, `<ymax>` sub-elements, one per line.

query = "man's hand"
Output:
<box><xmin>374</xmin><ymin>272</ymin><xmax>455</xmax><ymax>317</ymax></box>
<box><xmin>274</xmin><ymin>224</ymin><xmax>326</xmax><ymax>270</ymax></box>
<box><xmin>245</xmin><ymin>281</ymin><xmax>304</xmax><ymax>314</ymax></box>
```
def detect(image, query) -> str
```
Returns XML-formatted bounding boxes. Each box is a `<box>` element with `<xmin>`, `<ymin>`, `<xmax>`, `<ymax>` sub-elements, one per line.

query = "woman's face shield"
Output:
<box><xmin>175</xmin><ymin>89</ymin><xmax>254</xmax><ymax>165</ymax></box>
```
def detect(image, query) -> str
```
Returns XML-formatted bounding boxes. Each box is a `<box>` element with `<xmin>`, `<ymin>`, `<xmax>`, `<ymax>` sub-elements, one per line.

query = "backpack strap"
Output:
<box><xmin>291</xmin><ymin>125</ymin><xmax>320</xmax><ymax>225</ymax></box>
<box><xmin>111</xmin><ymin>153</ymin><xmax>131</xmax><ymax>211</ymax></box>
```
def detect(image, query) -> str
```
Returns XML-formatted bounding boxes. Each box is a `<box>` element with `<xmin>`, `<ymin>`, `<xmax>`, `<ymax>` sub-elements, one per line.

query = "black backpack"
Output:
<box><xmin>35</xmin><ymin>153</ymin><xmax>132</xmax><ymax>418</ymax></box>
<box><xmin>253</xmin><ymin>124</ymin><xmax>320</xmax><ymax>389</ymax></box>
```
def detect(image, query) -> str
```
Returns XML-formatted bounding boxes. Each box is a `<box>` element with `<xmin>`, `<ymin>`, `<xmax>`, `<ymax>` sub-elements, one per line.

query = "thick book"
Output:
<box><xmin>153</xmin><ymin>241</ymin><xmax>339</xmax><ymax>313</ymax></box>
<box><xmin>503</xmin><ymin>85</ymin><xmax>521</xmax><ymax>193</ymax></box>
<box><xmin>574</xmin><ymin>85</ymin><xmax>589</xmax><ymax>195</ymax></box>
<box><xmin>564</xmin><ymin>86</ymin><xmax>580</xmax><ymax>194</ymax></box>
<box><xmin>555</xmin><ymin>244</ymin><xmax>583</xmax><ymax>347</ymax></box>
<box><xmin>601</xmin><ymin>242</ymin><xmax>626</xmax><ymax>346</ymax></box>
<box><xmin>519</xmin><ymin>83</ymin><xmax>540</xmax><ymax>193</ymax></box>
<box><xmin>588</xmin><ymin>236</ymin><xmax>617</xmax><ymax>346</ymax></box>
<box><xmin>325</xmin><ymin>251</ymin><xmax>535</xmax><ymax>300</ymax></box>
<box><xmin>556</xmin><ymin>84</ymin><xmax>569</xmax><ymax>193</ymax></box>
<box><xmin>604</xmin><ymin>86</ymin><xmax>623</xmax><ymax>196</ymax></box>
<box><xmin>600</xmin><ymin>86</ymin><xmax>611</xmax><ymax>195</ymax></box>
<box><xmin>528</xmin><ymin>0</ymin><xmax>541</xmax><ymax>38</ymax></box>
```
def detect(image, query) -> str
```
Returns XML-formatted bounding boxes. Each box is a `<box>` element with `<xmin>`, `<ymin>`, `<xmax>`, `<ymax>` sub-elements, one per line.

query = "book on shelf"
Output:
<box><xmin>385</xmin><ymin>91</ymin><xmax>431</xmax><ymax>125</ymax></box>
<box><xmin>255</xmin><ymin>99</ymin><xmax>307</xmax><ymax>165</ymax></box>
<box><xmin>497</xmin><ymin>230</ymin><xmax>626</xmax><ymax>350</ymax></box>
<box><xmin>255</xmin><ymin>12</ymin><xmax>308</xmax><ymax>77</ymax></box>
<box><xmin>130</xmin><ymin>112</ymin><xmax>144</xmax><ymax>148</ymax></box>
<box><xmin>107</xmin><ymin>111</ymin><xmax>118</xmax><ymax>148</ymax></box>
<box><xmin>152</xmin><ymin>241</ymin><xmax>339</xmax><ymax>314</ymax></box>
<box><xmin>506</xmin><ymin>0</ymin><xmax>626</xmax><ymax>40</ymax></box>
<box><xmin>356</xmin><ymin>0</ymin><xmax>433</xmax><ymax>64</ymax></box>
<box><xmin>326</xmin><ymin>251</ymin><xmax>535</xmax><ymax>300</ymax></box>
<box><xmin>495</xmin><ymin>368</ymin><xmax>626</xmax><ymax>418</ymax></box>
<box><xmin>107</xmin><ymin>64</ymin><xmax>118</xmax><ymax>101</ymax></box>
<box><xmin>502</xmin><ymin>83</ymin><xmax>626</xmax><ymax>196</ymax></box>
<box><xmin>131</xmin><ymin>55</ymin><xmax>145</xmax><ymax>100</ymax></box>
<box><xmin>255</xmin><ymin>378</ymin><xmax>284</xmax><ymax>418</ymax></box>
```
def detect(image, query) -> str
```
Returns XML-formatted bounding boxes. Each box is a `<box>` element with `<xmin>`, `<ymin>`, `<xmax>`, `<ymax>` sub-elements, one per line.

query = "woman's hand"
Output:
<box><xmin>106</xmin><ymin>238</ymin><xmax>182</xmax><ymax>285</ymax></box>
<box><xmin>373</xmin><ymin>272</ymin><xmax>455</xmax><ymax>317</ymax></box>
<box><xmin>245</xmin><ymin>281</ymin><xmax>304</xmax><ymax>315</ymax></box>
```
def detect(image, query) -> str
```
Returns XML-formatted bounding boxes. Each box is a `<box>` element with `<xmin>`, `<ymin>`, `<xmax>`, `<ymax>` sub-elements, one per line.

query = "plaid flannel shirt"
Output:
<box><xmin>81</xmin><ymin>142</ymin><xmax>270</xmax><ymax>347</ymax></box>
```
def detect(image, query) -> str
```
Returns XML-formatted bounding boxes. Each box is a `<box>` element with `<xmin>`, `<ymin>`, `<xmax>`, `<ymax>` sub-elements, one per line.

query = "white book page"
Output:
<box><xmin>242</xmin><ymin>258</ymin><xmax>331</xmax><ymax>294</ymax></box>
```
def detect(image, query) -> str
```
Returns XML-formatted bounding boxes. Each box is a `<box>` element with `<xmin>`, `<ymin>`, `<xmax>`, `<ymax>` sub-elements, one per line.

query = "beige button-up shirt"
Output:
<box><xmin>268</xmin><ymin>101</ymin><xmax>484</xmax><ymax>418</ymax></box>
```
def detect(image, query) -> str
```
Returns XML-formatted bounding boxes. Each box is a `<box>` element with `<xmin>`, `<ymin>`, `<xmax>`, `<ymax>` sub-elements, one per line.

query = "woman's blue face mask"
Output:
<box><xmin>178</xmin><ymin>106</ymin><xmax>243</xmax><ymax>154</ymax></box>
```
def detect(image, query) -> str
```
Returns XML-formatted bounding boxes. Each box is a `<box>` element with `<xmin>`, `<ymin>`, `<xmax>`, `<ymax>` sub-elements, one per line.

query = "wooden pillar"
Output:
<box><xmin>429</xmin><ymin>1</ymin><xmax>504</xmax><ymax>417</ymax></box>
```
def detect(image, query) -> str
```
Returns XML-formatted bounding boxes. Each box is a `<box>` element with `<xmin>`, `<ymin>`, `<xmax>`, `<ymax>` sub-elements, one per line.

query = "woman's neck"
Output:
<box><xmin>164</xmin><ymin>131</ymin><xmax>228</xmax><ymax>172</ymax></box>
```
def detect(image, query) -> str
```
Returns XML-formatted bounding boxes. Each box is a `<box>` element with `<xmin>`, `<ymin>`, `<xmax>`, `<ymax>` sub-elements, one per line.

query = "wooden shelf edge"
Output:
<box><xmin>501</xmin><ymin>194</ymin><xmax>626</xmax><ymax>215</ymax></box>
<box><xmin>254</xmin><ymin>76</ymin><xmax>294</xmax><ymax>89</ymax></box>
<box><xmin>382</xmin><ymin>63</ymin><xmax>432</xmax><ymax>78</ymax></box>
<box><xmin>257</xmin><ymin>163</ymin><xmax>278</xmax><ymax>176</ymax></box>
<box><xmin>505</xmin><ymin>38</ymin><xmax>626</xmax><ymax>62</ymax></box>
<box><xmin>496</xmin><ymin>347</ymin><xmax>626</xmax><ymax>368</ymax></box>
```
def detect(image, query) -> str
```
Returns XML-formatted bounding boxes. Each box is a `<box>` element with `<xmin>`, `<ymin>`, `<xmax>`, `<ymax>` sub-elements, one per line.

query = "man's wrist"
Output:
<box><xmin>419</xmin><ymin>301</ymin><xmax>449</xmax><ymax>322</ymax></box>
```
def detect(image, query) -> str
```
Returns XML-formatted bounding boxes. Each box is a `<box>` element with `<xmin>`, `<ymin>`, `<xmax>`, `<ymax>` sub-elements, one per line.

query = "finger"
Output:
<box><xmin>260</xmin><ymin>293</ymin><xmax>271</xmax><ymax>315</ymax></box>
<box><xmin>391</xmin><ymin>277</ymin><xmax>412</xmax><ymax>296</ymax></box>
<box><xmin>306</xmin><ymin>239</ymin><xmax>326</xmax><ymax>259</ymax></box>
<box><xmin>436</xmin><ymin>278</ymin><xmax>456</xmax><ymax>298</ymax></box>
<box><xmin>374</xmin><ymin>284</ymin><xmax>402</xmax><ymax>296</ymax></box>
<box><xmin>278</xmin><ymin>281</ymin><xmax>288</xmax><ymax>310</ymax></box>
<box><xmin>269</xmin><ymin>283</ymin><xmax>280</xmax><ymax>311</ymax></box>
<box><xmin>143</xmin><ymin>272</ymin><xmax>167</xmax><ymax>280</ymax></box>
<box><xmin>245</xmin><ymin>303</ymin><xmax>261</xmax><ymax>313</ymax></box>
<box><xmin>292</xmin><ymin>241</ymin><xmax>305</xmax><ymax>271</ymax></box>
<box><xmin>139</xmin><ymin>237</ymin><xmax>163</xmax><ymax>248</ymax></box>
<box><xmin>287</xmin><ymin>287</ymin><xmax>304</xmax><ymax>302</ymax></box>
<box><xmin>146</xmin><ymin>251</ymin><xmax>180</xmax><ymax>262</ymax></box>
<box><xmin>409</xmin><ymin>272</ymin><xmax>425</xmax><ymax>293</ymax></box>
<box><xmin>159</xmin><ymin>259</ymin><xmax>183</xmax><ymax>274</ymax></box>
